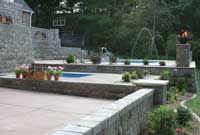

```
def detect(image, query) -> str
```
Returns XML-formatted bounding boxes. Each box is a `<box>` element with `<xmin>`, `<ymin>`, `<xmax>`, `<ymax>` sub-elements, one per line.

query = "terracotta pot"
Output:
<box><xmin>26</xmin><ymin>72</ymin><xmax>33</xmax><ymax>80</ymax></box>
<box><xmin>2</xmin><ymin>16</ymin><xmax>7</xmax><ymax>24</ymax></box>
<box><xmin>22</xmin><ymin>72</ymin><xmax>27</xmax><ymax>79</ymax></box>
<box><xmin>54</xmin><ymin>75</ymin><xmax>59</xmax><ymax>81</ymax></box>
<box><xmin>0</xmin><ymin>15</ymin><xmax>2</xmax><ymax>22</ymax></box>
<box><xmin>47</xmin><ymin>74</ymin><xmax>52</xmax><ymax>80</ymax></box>
<box><xmin>33</xmin><ymin>71</ymin><xmax>46</xmax><ymax>80</ymax></box>
<box><xmin>15</xmin><ymin>73</ymin><xmax>21</xmax><ymax>79</ymax></box>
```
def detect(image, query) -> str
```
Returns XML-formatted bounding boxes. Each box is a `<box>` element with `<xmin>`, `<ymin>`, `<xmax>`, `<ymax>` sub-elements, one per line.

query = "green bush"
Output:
<box><xmin>160</xmin><ymin>70</ymin><xmax>172</xmax><ymax>80</ymax></box>
<box><xmin>176</xmin><ymin>106</ymin><xmax>192</xmax><ymax>127</ymax></box>
<box><xmin>175</xmin><ymin>78</ymin><xmax>188</xmax><ymax>94</ymax></box>
<box><xmin>143</xmin><ymin>59</ymin><xmax>149</xmax><ymax>65</ymax></box>
<box><xmin>90</xmin><ymin>55</ymin><xmax>101</xmax><ymax>64</ymax></box>
<box><xmin>136</xmin><ymin>70</ymin><xmax>144</xmax><ymax>79</ymax></box>
<box><xmin>124</xmin><ymin>59</ymin><xmax>131</xmax><ymax>65</ymax></box>
<box><xmin>122</xmin><ymin>72</ymin><xmax>131</xmax><ymax>82</ymax></box>
<box><xmin>66</xmin><ymin>54</ymin><xmax>76</xmax><ymax>63</ymax></box>
<box><xmin>131</xmin><ymin>71</ymin><xmax>138</xmax><ymax>80</ymax></box>
<box><xmin>159</xmin><ymin>61</ymin><xmax>166</xmax><ymax>66</ymax></box>
<box><xmin>143</xmin><ymin>70</ymin><xmax>150</xmax><ymax>76</ymax></box>
<box><xmin>148</xmin><ymin>106</ymin><xmax>176</xmax><ymax>135</ymax></box>
<box><xmin>167</xmin><ymin>87</ymin><xmax>179</xmax><ymax>103</ymax></box>
<box><xmin>167</xmin><ymin>91</ymin><xmax>176</xmax><ymax>103</ymax></box>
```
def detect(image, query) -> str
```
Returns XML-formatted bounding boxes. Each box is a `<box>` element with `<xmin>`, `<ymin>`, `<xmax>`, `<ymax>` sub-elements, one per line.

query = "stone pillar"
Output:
<box><xmin>176</xmin><ymin>44</ymin><xmax>191</xmax><ymax>67</ymax></box>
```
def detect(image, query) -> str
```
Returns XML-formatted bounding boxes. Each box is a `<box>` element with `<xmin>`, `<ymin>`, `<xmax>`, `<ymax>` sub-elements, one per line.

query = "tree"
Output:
<box><xmin>25</xmin><ymin>0</ymin><xmax>63</xmax><ymax>28</ymax></box>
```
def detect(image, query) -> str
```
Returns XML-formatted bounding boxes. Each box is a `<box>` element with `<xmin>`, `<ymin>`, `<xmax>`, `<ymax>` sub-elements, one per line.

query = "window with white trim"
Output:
<box><xmin>53</xmin><ymin>19</ymin><xmax>65</xmax><ymax>27</ymax></box>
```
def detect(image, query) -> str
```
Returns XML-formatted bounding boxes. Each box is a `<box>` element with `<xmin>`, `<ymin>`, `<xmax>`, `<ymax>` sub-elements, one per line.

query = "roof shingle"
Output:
<box><xmin>14</xmin><ymin>0</ymin><xmax>34</xmax><ymax>13</ymax></box>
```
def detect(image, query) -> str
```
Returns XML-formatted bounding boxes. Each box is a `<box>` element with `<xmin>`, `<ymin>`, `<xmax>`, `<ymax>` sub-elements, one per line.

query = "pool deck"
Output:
<box><xmin>0</xmin><ymin>88</ymin><xmax>114</xmax><ymax>135</ymax></box>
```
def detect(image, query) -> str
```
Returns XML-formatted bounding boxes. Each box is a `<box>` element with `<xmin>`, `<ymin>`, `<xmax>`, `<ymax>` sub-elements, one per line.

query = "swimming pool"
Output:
<box><xmin>61</xmin><ymin>72</ymin><xmax>92</xmax><ymax>78</ymax></box>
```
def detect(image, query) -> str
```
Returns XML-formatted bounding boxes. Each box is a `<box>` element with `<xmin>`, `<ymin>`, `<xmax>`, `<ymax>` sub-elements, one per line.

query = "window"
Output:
<box><xmin>53</xmin><ymin>19</ymin><xmax>65</xmax><ymax>27</ymax></box>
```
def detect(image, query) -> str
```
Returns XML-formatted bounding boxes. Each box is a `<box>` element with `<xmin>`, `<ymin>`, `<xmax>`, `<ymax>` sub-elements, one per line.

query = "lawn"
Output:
<box><xmin>185</xmin><ymin>69</ymin><xmax>200</xmax><ymax>116</ymax></box>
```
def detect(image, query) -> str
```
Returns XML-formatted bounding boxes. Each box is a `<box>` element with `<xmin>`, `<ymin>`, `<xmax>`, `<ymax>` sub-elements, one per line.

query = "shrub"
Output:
<box><xmin>90</xmin><ymin>55</ymin><xmax>101</xmax><ymax>64</ymax></box>
<box><xmin>176</xmin><ymin>106</ymin><xmax>192</xmax><ymax>126</ymax></box>
<box><xmin>131</xmin><ymin>71</ymin><xmax>138</xmax><ymax>80</ymax></box>
<box><xmin>122</xmin><ymin>72</ymin><xmax>131</xmax><ymax>82</ymax></box>
<box><xmin>159</xmin><ymin>61</ymin><xmax>166</xmax><ymax>66</ymax></box>
<box><xmin>66</xmin><ymin>54</ymin><xmax>76</xmax><ymax>63</ymax></box>
<box><xmin>109</xmin><ymin>54</ymin><xmax>117</xmax><ymax>64</ymax></box>
<box><xmin>160</xmin><ymin>70</ymin><xmax>172</xmax><ymax>80</ymax></box>
<box><xmin>143</xmin><ymin>70</ymin><xmax>150</xmax><ymax>76</ymax></box>
<box><xmin>143</xmin><ymin>59</ymin><xmax>149</xmax><ymax>65</ymax></box>
<box><xmin>136</xmin><ymin>70</ymin><xmax>144</xmax><ymax>79</ymax></box>
<box><xmin>167</xmin><ymin>87</ymin><xmax>179</xmax><ymax>103</ymax></box>
<box><xmin>124</xmin><ymin>59</ymin><xmax>131</xmax><ymax>65</ymax></box>
<box><xmin>167</xmin><ymin>91</ymin><xmax>176</xmax><ymax>103</ymax></box>
<box><xmin>148</xmin><ymin>106</ymin><xmax>176</xmax><ymax>135</ymax></box>
<box><xmin>175</xmin><ymin>78</ymin><xmax>188</xmax><ymax>94</ymax></box>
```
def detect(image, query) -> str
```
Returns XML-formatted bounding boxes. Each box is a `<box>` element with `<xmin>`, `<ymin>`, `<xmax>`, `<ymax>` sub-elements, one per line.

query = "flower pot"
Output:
<box><xmin>26</xmin><ymin>72</ymin><xmax>33</xmax><ymax>80</ymax></box>
<box><xmin>33</xmin><ymin>71</ymin><xmax>46</xmax><ymax>80</ymax></box>
<box><xmin>22</xmin><ymin>72</ymin><xmax>27</xmax><ymax>79</ymax></box>
<box><xmin>15</xmin><ymin>73</ymin><xmax>21</xmax><ymax>79</ymax></box>
<box><xmin>54</xmin><ymin>75</ymin><xmax>59</xmax><ymax>81</ymax></box>
<box><xmin>47</xmin><ymin>74</ymin><xmax>52</xmax><ymax>80</ymax></box>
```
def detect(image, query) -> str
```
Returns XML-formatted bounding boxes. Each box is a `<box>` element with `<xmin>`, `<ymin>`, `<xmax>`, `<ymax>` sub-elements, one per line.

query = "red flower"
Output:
<box><xmin>176</xmin><ymin>128</ymin><xmax>182</xmax><ymax>135</ymax></box>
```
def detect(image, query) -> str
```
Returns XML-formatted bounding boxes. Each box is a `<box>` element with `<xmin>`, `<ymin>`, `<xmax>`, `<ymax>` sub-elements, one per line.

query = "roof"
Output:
<box><xmin>14</xmin><ymin>0</ymin><xmax>34</xmax><ymax>13</ymax></box>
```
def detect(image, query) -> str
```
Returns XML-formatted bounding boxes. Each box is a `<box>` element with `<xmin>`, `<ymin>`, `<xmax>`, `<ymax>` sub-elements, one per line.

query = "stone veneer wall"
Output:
<box><xmin>33</xmin><ymin>63</ymin><xmax>197</xmax><ymax>92</ymax></box>
<box><xmin>0</xmin><ymin>1</ymin><xmax>22</xmax><ymax>25</ymax></box>
<box><xmin>52</xmin><ymin>89</ymin><xmax>154</xmax><ymax>135</ymax></box>
<box><xmin>176</xmin><ymin>44</ymin><xmax>191</xmax><ymax>67</ymax></box>
<box><xmin>0</xmin><ymin>23</ymin><xmax>34</xmax><ymax>72</ymax></box>
<box><xmin>0</xmin><ymin>78</ymin><xmax>141</xmax><ymax>99</ymax></box>
<box><xmin>31</xmin><ymin>27</ymin><xmax>88</xmax><ymax>60</ymax></box>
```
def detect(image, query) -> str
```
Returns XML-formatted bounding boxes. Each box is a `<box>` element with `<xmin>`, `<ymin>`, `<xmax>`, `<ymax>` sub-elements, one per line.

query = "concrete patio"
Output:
<box><xmin>0</xmin><ymin>88</ymin><xmax>114</xmax><ymax>135</ymax></box>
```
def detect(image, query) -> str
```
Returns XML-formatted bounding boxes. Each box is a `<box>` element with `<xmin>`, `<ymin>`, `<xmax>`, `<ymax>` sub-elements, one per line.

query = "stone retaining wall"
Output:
<box><xmin>33</xmin><ymin>63</ymin><xmax>197</xmax><ymax>93</ymax></box>
<box><xmin>0</xmin><ymin>78</ymin><xmax>141</xmax><ymax>99</ymax></box>
<box><xmin>0</xmin><ymin>24</ymin><xmax>34</xmax><ymax>73</ymax></box>
<box><xmin>52</xmin><ymin>89</ymin><xmax>154</xmax><ymax>135</ymax></box>
<box><xmin>31</xmin><ymin>27</ymin><xmax>88</xmax><ymax>60</ymax></box>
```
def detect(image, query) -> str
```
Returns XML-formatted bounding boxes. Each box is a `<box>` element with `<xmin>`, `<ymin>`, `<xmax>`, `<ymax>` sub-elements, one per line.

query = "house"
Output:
<box><xmin>52</xmin><ymin>14</ymin><xmax>83</xmax><ymax>47</ymax></box>
<box><xmin>0</xmin><ymin>0</ymin><xmax>34</xmax><ymax>26</ymax></box>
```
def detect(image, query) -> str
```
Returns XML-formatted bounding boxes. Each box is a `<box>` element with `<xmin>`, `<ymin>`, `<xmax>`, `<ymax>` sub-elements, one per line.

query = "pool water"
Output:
<box><xmin>61</xmin><ymin>73</ymin><xmax>92</xmax><ymax>78</ymax></box>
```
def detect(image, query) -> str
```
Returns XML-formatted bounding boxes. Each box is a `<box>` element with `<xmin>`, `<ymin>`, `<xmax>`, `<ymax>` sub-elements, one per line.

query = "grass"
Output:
<box><xmin>185</xmin><ymin>69</ymin><xmax>200</xmax><ymax>116</ymax></box>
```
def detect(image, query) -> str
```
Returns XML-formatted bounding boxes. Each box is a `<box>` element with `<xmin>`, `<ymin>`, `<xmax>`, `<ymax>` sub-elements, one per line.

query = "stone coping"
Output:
<box><xmin>51</xmin><ymin>88</ymin><xmax>155</xmax><ymax>135</ymax></box>
<box><xmin>133</xmin><ymin>80</ymin><xmax>169</xmax><ymax>86</ymax></box>
<box><xmin>33</xmin><ymin>61</ymin><xmax>196</xmax><ymax>68</ymax></box>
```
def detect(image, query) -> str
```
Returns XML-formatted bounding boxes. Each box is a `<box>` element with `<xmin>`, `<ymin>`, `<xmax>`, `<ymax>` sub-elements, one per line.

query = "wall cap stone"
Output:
<box><xmin>133</xmin><ymin>80</ymin><xmax>169</xmax><ymax>86</ymax></box>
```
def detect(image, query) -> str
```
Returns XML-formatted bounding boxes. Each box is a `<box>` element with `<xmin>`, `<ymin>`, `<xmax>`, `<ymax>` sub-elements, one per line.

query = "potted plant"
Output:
<box><xmin>109</xmin><ymin>54</ymin><xmax>117</xmax><ymax>64</ymax></box>
<box><xmin>124</xmin><ymin>59</ymin><xmax>131</xmax><ymax>65</ymax></box>
<box><xmin>143</xmin><ymin>59</ymin><xmax>149</xmax><ymax>65</ymax></box>
<box><xmin>46</xmin><ymin>66</ymin><xmax>54</xmax><ymax>80</ymax></box>
<box><xmin>15</xmin><ymin>66</ymin><xmax>22</xmax><ymax>79</ymax></box>
<box><xmin>66</xmin><ymin>54</ymin><xmax>76</xmax><ymax>63</ymax></box>
<box><xmin>20</xmin><ymin>64</ymin><xmax>30</xmax><ymax>79</ymax></box>
<box><xmin>53</xmin><ymin>66</ymin><xmax>64</xmax><ymax>81</ymax></box>
<box><xmin>159</xmin><ymin>61</ymin><xmax>166</xmax><ymax>66</ymax></box>
<box><xmin>90</xmin><ymin>55</ymin><xmax>101</xmax><ymax>64</ymax></box>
